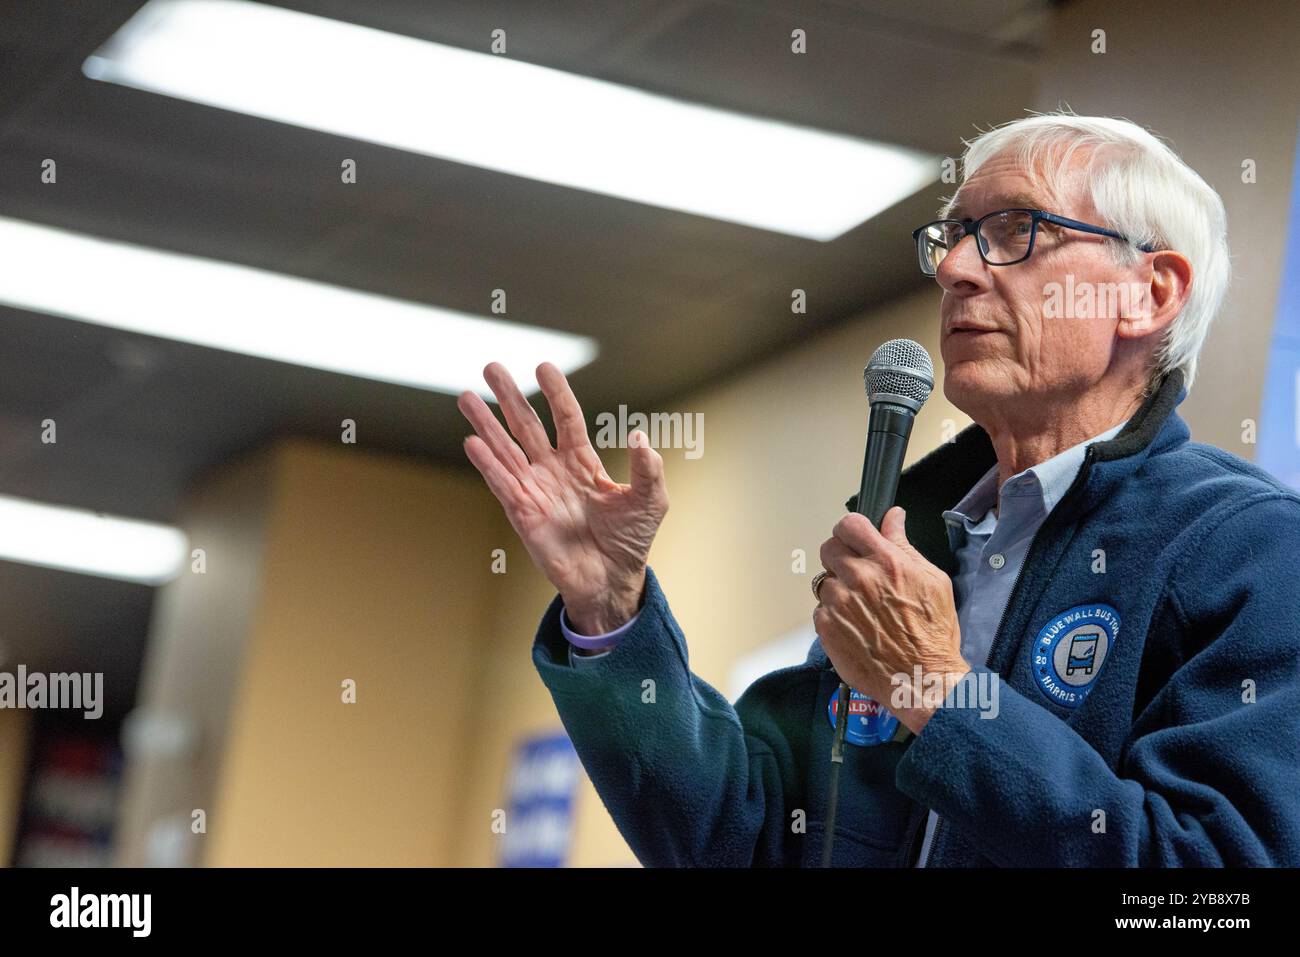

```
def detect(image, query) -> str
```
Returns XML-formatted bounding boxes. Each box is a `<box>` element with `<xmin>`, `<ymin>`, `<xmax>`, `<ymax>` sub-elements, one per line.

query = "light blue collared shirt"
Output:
<box><xmin>914</xmin><ymin>419</ymin><xmax>1127</xmax><ymax>866</ymax></box>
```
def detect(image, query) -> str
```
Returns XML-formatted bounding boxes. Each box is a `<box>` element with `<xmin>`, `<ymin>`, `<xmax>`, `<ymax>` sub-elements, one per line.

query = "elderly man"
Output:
<box><xmin>458</xmin><ymin>113</ymin><xmax>1300</xmax><ymax>866</ymax></box>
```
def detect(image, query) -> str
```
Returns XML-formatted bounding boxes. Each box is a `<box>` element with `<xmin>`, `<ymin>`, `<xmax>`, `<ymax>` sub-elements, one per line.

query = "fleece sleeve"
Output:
<box><xmin>531</xmin><ymin>565</ymin><xmax>801</xmax><ymax>867</ymax></box>
<box><xmin>894</xmin><ymin>493</ymin><xmax>1300</xmax><ymax>866</ymax></box>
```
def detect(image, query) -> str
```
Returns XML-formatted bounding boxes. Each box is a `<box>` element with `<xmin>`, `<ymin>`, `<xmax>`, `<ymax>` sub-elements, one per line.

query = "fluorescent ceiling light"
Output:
<box><xmin>0</xmin><ymin>216</ymin><xmax>597</xmax><ymax>398</ymax></box>
<box><xmin>84</xmin><ymin>0</ymin><xmax>938</xmax><ymax>241</ymax></box>
<box><xmin>0</xmin><ymin>494</ymin><xmax>188</xmax><ymax>585</ymax></box>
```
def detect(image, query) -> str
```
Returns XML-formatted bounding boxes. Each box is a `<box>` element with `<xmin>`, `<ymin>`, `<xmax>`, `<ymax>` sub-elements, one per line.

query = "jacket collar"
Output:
<box><xmin>844</xmin><ymin>368</ymin><xmax>1189</xmax><ymax>577</ymax></box>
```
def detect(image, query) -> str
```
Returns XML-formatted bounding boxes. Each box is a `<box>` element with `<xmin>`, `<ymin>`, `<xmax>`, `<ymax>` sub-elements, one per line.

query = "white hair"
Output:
<box><xmin>943</xmin><ymin>112</ymin><xmax>1230</xmax><ymax>391</ymax></box>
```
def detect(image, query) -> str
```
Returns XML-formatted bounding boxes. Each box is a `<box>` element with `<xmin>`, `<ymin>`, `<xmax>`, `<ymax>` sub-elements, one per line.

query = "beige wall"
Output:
<box><xmin>115</xmin><ymin>448</ymin><xmax>274</xmax><ymax>866</ymax></box>
<box><xmin>0</xmin><ymin>709</ymin><xmax>31</xmax><ymax>865</ymax></box>
<box><xmin>117</xmin><ymin>439</ymin><xmax>503</xmax><ymax>866</ymax></box>
<box><xmin>1035</xmin><ymin>0</ymin><xmax>1300</xmax><ymax>453</ymax></box>
<box><xmin>205</xmin><ymin>440</ymin><xmax>501</xmax><ymax>866</ymax></box>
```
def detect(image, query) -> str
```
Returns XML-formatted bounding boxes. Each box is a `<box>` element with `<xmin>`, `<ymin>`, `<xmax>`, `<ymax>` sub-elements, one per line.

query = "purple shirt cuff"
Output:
<box><xmin>559</xmin><ymin>604</ymin><xmax>641</xmax><ymax>651</ymax></box>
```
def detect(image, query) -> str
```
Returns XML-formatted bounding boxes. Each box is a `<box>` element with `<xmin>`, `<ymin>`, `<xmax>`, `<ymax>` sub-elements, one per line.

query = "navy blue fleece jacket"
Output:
<box><xmin>531</xmin><ymin>370</ymin><xmax>1300</xmax><ymax>866</ymax></box>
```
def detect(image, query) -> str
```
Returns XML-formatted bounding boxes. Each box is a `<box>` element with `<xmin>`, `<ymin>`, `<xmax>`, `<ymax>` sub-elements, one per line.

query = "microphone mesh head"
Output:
<box><xmin>864</xmin><ymin>339</ymin><xmax>934</xmax><ymax>408</ymax></box>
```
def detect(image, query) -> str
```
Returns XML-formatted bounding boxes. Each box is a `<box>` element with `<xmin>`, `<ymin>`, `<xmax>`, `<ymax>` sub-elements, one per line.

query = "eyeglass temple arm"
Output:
<box><xmin>1037</xmin><ymin>211</ymin><xmax>1159</xmax><ymax>252</ymax></box>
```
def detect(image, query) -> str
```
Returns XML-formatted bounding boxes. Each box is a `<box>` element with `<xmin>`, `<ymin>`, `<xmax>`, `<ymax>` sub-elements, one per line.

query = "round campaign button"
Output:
<box><xmin>827</xmin><ymin>688</ymin><xmax>900</xmax><ymax>746</ymax></box>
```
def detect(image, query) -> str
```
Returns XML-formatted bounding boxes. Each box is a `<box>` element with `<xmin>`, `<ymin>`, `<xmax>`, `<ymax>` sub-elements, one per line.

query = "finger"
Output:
<box><xmin>832</xmin><ymin>511</ymin><xmax>892</xmax><ymax>560</ymax></box>
<box><xmin>879</xmin><ymin>506</ymin><xmax>910</xmax><ymax>549</ymax></box>
<box><xmin>457</xmin><ymin>388</ymin><xmax>532</xmax><ymax>477</ymax></box>
<box><xmin>817</xmin><ymin>574</ymin><xmax>850</xmax><ymax>609</ymax></box>
<box><xmin>627</xmin><ymin>430</ymin><xmax>666</xmax><ymax>501</ymax></box>
<box><xmin>819</xmin><ymin>536</ymin><xmax>858</xmax><ymax>580</ymax></box>
<box><xmin>463</xmin><ymin>435</ymin><xmax>527</xmax><ymax>510</ymax></box>
<box><xmin>483</xmin><ymin>362</ymin><xmax>554</xmax><ymax>463</ymax></box>
<box><xmin>813</xmin><ymin>598</ymin><xmax>836</xmax><ymax>629</ymax></box>
<box><xmin>536</xmin><ymin>362</ymin><xmax>592</xmax><ymax>454</ymax></box>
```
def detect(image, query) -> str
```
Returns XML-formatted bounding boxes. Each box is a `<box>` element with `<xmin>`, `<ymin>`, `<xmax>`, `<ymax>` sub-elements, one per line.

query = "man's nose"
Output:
<box><xmin>936</xmin><ymin>234</ymin><xmax>992</xmax><ymax>297</ymax></box>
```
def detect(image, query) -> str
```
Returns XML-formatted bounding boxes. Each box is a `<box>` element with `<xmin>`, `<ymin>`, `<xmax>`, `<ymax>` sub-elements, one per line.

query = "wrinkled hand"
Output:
<box><xmin>814</xmin><ymin>506</ymin><xmax>969</xmax><ymax>734</ymax></box>
<box><xmin>458</xmin><ymin>361</ymin><xmax>669</xmax><ymax>635</ymax></box>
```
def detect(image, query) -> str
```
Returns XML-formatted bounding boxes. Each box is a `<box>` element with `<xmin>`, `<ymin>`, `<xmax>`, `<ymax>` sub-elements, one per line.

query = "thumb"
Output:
<box><xmin>627</xmin><ymin>430</ymin><xmax>665</xmax><ymax>499</ymax></box>
<box><xmin>880</xmin><ymin>506</ymin><xmax>910</xmax><ymax>549</ymax></box>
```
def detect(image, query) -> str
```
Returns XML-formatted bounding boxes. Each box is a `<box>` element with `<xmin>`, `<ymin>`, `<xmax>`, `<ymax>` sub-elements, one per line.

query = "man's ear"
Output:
<box><xmin>1117</xmin><ymin>249</ymin><xmax>1192</xmax><ymax>342</ymax></box>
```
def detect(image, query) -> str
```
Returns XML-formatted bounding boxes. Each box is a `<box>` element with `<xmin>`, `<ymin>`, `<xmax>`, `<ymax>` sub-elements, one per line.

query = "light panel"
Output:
<box><xmin>0</xmin><ymin>494</ymin><xmax>188</xmax><ymax>585</ymax></box>
<box><xmin>0</xmin><ymin>216</ymin><xmax>597</xmax><ymax>398</ymax></box>
<box><xmin>84</xmin><ymin>0</ymin><xmax>938</xmax><ymax>241</ymax></box>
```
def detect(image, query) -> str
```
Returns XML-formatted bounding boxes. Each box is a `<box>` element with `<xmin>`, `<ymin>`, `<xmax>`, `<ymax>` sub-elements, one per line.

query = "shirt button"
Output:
<box><xmin>988</xmin><ymin>553</ymin><xmax>1006</xmax><ymax>569</ymax></box>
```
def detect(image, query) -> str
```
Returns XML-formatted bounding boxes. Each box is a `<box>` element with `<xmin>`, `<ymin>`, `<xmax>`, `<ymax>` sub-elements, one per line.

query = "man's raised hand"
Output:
<box><xmin>458</xmin><ymin>361</ymin><xmax>669</xmax><ymax>634</ymax></box>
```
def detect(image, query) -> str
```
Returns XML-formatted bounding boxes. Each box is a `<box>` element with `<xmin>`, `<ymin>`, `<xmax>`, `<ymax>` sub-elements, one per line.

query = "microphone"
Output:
<box><xmin>821</xmin><ymin>338</ymin><xmax>934</xmax><ymax>867</ymax></box>
<box><xmin>855</xmin><ymin>339</ymin><xmax>936</xmax><ymax>525</ymax></box>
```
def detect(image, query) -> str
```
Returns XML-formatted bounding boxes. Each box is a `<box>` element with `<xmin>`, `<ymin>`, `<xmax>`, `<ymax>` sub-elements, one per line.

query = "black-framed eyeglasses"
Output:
<box><xmin>912</xmin><ymin>208</ymin><xmax>1159</xmax><ymax>277</ymax></box>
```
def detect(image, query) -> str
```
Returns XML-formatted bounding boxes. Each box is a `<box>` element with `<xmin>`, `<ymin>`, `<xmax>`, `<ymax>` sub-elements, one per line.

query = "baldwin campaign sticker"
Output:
<box><xmin>827</xmin><ymin>688</ymin><xmax>900</xmax><ymax>746</ymax></box>
<box><xmin>1031</xmin><ymin>603</ymin><xmax>1119</xmax><ymax>708</ymax></box>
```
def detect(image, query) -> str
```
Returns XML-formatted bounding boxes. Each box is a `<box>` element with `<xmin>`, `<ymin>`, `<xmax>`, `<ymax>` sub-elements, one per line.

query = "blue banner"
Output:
<box><xmin>1258</xmin><ymin>119</ymin><xmax>1300</xmax><ymax>490</ymax></box>
<box><xmin>499</xmin><ymin>732</ymin><xmax>579</xmax><ymax>868</ymax></box>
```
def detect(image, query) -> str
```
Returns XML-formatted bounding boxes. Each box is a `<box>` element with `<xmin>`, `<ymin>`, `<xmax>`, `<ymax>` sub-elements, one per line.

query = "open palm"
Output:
<box><xmin>458</xmin><ymin>361</ymin><xmax>669</xmax><ymax>634</ymax></box>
